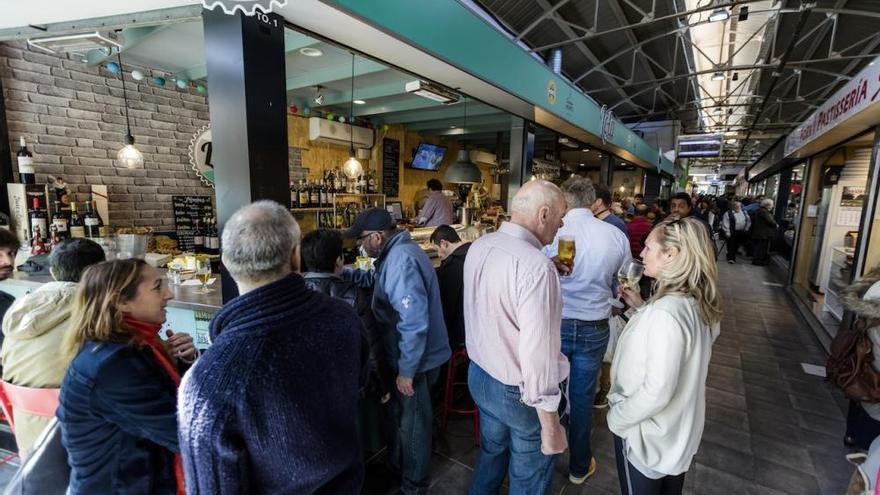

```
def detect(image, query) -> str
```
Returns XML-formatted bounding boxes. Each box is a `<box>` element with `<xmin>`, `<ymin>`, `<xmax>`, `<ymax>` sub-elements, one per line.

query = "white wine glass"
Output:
<box><xmin>194</xmin><ymin>258</ymin><xmax>213</xmax><ymax>294</ymax></box>
<box><xmin>608</xmin><ymin>258</ymin><xmax>645</xmax><ymax>309</ymax></box>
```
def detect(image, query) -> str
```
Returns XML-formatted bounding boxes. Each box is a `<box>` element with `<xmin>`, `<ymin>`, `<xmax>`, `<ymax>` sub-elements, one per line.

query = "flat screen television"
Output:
<box><xmin>410</xmin><ymin>143</ymin><xmax>447</xmax><ymax>171</ymax></box>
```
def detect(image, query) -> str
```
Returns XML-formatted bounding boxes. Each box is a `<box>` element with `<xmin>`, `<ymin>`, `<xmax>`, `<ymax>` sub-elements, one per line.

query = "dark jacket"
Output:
<box><xmin>751</xmin><ymin>208</ymin><xmax>778</xmax><ymax>240</ymax></box>
<box><xmin>303</xmin><ymin>272</ymin><xmax>391</xmax><ymax>395</ymax></box>
<box><xmin>345</xmin><ymin>230</ymin><xmax>451</xmax><ymax>377</ymax></box>
<box><xmin>435</xmin><ymin>243</ymin><xmax>471</xmax><ymax>349</ymax></box>
<box><xmin>179</xmin><ymin>274</ymin><xmax>365</xmax><ymax>495</ymax></box>
<box><xmin>626</xmin><ymin>217</ymin><xmax>653</xmax><ymax>259</ymax></box>
<box><xmin>57</xmin><ymin>341</ymin><xmax>179</xmax><ymax>495</ymax></box>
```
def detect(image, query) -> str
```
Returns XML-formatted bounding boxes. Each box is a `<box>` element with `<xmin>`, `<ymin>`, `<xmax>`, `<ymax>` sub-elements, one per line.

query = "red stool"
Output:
<box><xmin>440</xmin><ymin>348</ymin><xmax>480</xmax><ymax>446</ymax></box>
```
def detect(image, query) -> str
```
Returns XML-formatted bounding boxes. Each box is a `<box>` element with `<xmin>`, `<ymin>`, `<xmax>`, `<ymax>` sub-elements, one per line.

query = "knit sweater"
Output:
<box><xmin>178</xmin><ymin>273</ymin><xmax>366</xmax><ymax>494</ymax></box>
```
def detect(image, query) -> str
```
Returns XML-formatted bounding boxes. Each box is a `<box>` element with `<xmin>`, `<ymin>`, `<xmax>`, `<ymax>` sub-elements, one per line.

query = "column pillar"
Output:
<box><xmin>202</xmin><ymin>7</ymin><xmax>289</xmax><ymax>301</ymax></box>
<box><xmin>506</xmin><ymin>116</ymin><xmax>534</xmax><ymax>210</ymax></box>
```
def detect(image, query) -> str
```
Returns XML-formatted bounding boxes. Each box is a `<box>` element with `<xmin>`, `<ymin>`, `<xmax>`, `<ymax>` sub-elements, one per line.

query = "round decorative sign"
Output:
<box><xmin>188</xmin><ymin>125</ymin><xmax>215</xmax><ymax>188</ymax></box>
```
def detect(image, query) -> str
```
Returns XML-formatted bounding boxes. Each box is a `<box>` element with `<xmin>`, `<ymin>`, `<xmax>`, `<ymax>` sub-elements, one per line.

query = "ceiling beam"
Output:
<box><xmin>373</xmin><ymin>101</ymin><xmax>500</xmax><ymax>123</ymax></box>
<box><xmin>285</xmin><ymin>59</ymin><xmax>390</xmax><ymax>91</ymax></box>
<box><xmin>403</xmin><ymin>114</ymin><xmax>512</xmax><ymax>132</ymax></box>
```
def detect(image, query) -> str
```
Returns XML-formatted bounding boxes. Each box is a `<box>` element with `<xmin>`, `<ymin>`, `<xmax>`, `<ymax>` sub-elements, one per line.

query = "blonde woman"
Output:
<box><xmin>57</xmin><ymin>259</ymin><xmax>196</xmax><ymax>494</ymax></box>
<box><xmin>610</xmin><ymin>217</ymin><xmax>722</xmax><ymax>495</ymax></box>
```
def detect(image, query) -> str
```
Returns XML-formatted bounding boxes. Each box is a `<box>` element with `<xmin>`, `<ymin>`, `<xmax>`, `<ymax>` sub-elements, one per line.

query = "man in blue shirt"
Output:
<box><xmin>545</xmin><ymin>176</ymin><xmax>629</xmax><ymax>485</ymax></box>
<box><xmin>344</xmin><ymin>208</ymin><xmax>451</xmax><ymax>495</ymax></box>
<box><xmin>592</xmin><ymin>183</ymin><xmax>629</xmax><ymax>236</ymax></box>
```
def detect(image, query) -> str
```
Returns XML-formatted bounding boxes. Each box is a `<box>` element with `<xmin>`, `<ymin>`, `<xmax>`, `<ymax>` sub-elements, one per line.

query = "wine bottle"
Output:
<box><xmin>93</xmin><ymin>199</ymin><xmax>109</xmax><ymax>237</ymax></box>
<box><xmin>51</xmin><ymin>202</ymin><xmax>69</xmax><ymax>240</ymax></box>
<box><xmin>298</xmin><ymin>180</ymin><xmax>309</xmax><ymax>209</ymax></box>
<box><xmin>193</xmin><ymin>219</ymin><xmax>205</xmax><ymax>254</ymax></box>
<box><xmin>30</xmin><ymin>197</ymin><xmax>47</xmax><ymax>242</ymax></box>
<box><xmin>30</xmin><ymin>225</ymin><xmax>46</xmax><ymax>256</ymax></box>
<box><xmin>83</xmin><ymin>201</ymin><xmax>100</xmax><ymax>238</ymax></box>
<box><xmin>207</xmin><ymin>217</ymin><xmax>220</xmax><ymax>255</ymax></box>
<box><xmin>367</xmin><ymin>170</ymin><xmax>377</xmax><ymax>194</ymax></box>
<box><xmin>17</xmin><ymin>137</ymin><xmax>35</xmax><ymax>184</ymax></box>
<box><xmin>69</xmin><ymin>203</ymin><xmax>85</xmax><ymax>238</ymax></box>
<box><xmin>309</xmin><ymin>180</ymin><xmax>320</xmax><ymax>208</ymax></box>
<box><xmin>290</xmin><ymin>181</ymin><xmax>300</xmax><ymax>209</ymax></box>
<box><xmin>319</xmin><ymin>179</ymin><xmax>328</xmax><ymax>207</ymax></box>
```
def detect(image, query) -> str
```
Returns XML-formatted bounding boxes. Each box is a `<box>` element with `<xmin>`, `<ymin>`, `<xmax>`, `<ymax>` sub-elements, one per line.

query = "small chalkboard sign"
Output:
<box><xmin>382</xmin><ymin>138</ymin><xmax>400</xmax><ymax>197</ymax></box>
<box><xmin>172</xmin><ymin>196</ymin><xmax>213</xmax><ymax>252</ymax></box>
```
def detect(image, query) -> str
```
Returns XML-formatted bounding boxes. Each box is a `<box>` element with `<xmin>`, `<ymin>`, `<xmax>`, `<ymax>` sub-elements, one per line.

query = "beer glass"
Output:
<box><xmin>557</xmin><ymin>235</ymin><xmax>576</xmax><ymax>276</ymax></box>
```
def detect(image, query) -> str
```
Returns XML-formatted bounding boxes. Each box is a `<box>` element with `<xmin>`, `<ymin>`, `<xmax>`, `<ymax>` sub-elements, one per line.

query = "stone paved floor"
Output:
<box><xmin>365</xmin><ymin>259</ymin><xmax>856</xmax><ymax>494</ymax></box>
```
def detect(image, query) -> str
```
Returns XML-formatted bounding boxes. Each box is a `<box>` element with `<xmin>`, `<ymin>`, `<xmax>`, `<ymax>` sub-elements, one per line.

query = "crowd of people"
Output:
<box><xmin>0</xmin><ymin>178</ymin><xmax>751</xmax><ymax>494</ymax></box>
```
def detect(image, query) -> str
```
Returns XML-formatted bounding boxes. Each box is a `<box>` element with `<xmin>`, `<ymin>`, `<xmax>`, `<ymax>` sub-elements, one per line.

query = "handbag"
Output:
<box><xmin>2</xmin><ymin>418</ymin><xmax>69</xmax><ymax>495</ymax></box>
<box><xmin>827</xmin><ymin>318</ymin><xmax>880</xmax><ymax>402</ymax></box>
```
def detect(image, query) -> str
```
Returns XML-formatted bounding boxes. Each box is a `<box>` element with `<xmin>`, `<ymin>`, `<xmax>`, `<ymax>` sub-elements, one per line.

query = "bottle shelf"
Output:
<box><xmin>290</xmin><ymin>207</ymin><xmax>334</xmax><ymax>212</ymax></box>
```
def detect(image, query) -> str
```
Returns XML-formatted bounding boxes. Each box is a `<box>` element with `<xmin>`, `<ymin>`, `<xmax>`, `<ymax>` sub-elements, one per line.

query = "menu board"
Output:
<box><xmin>172</xmin><ymin>195</ymin><xmax>213</xmax><ymax>252</ymax></box>
<box><xmin>382</xmin><ymin>138</ymin><xmax>400</xmax><ymax>197</ymax></box>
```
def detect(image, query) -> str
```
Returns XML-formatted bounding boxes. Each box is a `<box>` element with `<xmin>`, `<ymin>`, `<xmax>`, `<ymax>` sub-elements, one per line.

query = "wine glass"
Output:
<box><xmin>608</xmin><ymin>258</ymin><xmax>645</xmax><ymax>309</ymax></box>
<box><xmin>194</xmin><ymin>258</ymin><xmax>213</xmax><ymax>294</ymax></box>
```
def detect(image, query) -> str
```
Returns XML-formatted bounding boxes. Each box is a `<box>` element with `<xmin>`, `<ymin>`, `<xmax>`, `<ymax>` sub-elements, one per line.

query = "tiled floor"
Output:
<box><xmin>366</xmin><ymin>259</ymin><xmax>856</xmax><ymax>494</ymax></box>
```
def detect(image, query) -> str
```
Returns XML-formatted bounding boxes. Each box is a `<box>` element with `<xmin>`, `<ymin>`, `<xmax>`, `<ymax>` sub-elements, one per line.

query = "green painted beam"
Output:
<box><xmin>405</xmin><ymin>113</ymin><xmax>512</xmax><ymax>132</ymax></box>
<box><xmin>323</xmin><ymin>0</ymin><xmax>673</xmax><ymax>174</ymax></box>
<box><xmin>378</xmin><ymin>102</ymin><xmax>501</xmax><ymax>123</ymax></box>
<box><xmin>286</xmin><ymin>59</ymin><xmax>390</xmax><ymax>90</ymax></box>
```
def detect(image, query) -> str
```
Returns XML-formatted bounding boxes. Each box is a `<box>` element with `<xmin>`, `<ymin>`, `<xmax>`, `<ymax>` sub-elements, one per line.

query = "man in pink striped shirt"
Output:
<box><xmin>464</xmin><ymin>180</ymin><xmax>570</xmax><ymax>495</ymax></box>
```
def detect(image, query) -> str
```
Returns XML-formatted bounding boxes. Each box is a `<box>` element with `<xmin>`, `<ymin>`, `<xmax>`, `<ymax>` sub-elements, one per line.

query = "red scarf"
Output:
<box><xmin>122</xmin><ymin>316</ymin><xmax>185</xmax><ymax>495</ymax></box>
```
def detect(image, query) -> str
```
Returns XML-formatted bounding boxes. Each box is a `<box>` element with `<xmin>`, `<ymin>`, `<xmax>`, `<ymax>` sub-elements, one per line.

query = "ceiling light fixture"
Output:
<box><xmin>353</xmin><ymin>99</ymin><xmax>366</xmax><ymax>105</ymax></box>
<box><xmin>445</xmin><ymin>96</ymin><xmax>482</xmax><ymax>184</ymax></box>
<box><xmin>405</xmin><ymin>80</ymin><xmax>460</xmax><ymax>104</ymax></box>
<box><xmin>343</xmin><ymin>53</ymin><xmax>363</xmax><ymax>180</ymax></box>
<box><xmin>712</xmin><ymin>71</ymin><xmax>726</xmax><ymax>81</ymax></box>
<box><xmin>299</xmin><ymin>47</ymin><xmax>323</xmax><ymax>57</ymax></box>
<box><xmin>709</xmin><ymin>8</ymin><xmax>730</xmax><ymax>22</ymax></box>
<box><xmin>115</xmin><ymin>52</ymin><xmax>143</xmax><ymax>169</ymax></box>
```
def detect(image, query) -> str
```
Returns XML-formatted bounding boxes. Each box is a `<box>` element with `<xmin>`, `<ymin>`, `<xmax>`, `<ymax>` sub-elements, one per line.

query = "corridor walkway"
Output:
<box><xmin>413</xmin><ymin>260</ymin><xmax>855</xmax><ymax>494</ymax></box>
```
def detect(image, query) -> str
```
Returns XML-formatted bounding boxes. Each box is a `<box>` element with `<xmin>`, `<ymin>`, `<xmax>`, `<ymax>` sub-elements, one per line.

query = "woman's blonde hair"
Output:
<box><xmin>649</xmin><ymin>217</ymin><xmax>722</xmax><ymax>327</ymax></box>
<box><xmin>64</xmin><ymin>259</ymin><xmax>149</xmax><ymax>360</ymax></box>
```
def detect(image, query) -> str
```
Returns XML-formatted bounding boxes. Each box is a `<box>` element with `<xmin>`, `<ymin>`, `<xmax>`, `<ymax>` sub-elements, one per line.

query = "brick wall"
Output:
<box><xmin>0</xmin><ymin>41</ymin><xmax>214</xmax><ymax>230</ymax></box>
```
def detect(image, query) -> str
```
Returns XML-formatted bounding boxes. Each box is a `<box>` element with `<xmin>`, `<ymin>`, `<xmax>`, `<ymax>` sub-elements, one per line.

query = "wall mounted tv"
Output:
<box><xmin>410</xmin><ymin>143</ymin><xmax>447</xmax><ymax>171</ymax></box>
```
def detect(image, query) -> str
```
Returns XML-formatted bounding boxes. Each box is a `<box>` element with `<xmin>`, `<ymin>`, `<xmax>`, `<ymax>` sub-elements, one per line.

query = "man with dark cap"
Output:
<box><xmin>0</xmin><ymin>229</ymin><xmax>21</xmax><ymax>340</ymax></box>
<box><xmin>344</xmin><ymin>208</ymin><xmax>451</xmax><ymax>495</ymax></box>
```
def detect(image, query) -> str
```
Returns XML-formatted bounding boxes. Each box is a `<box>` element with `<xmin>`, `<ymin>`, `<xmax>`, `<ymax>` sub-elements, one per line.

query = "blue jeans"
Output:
<box><xmin>561</xmin><ymin>318</ymin><xmax>610</xmax><ymax>477</ymax></box>
<box><xmin>468</xmin><ymin>363</ymin><xmax>555</xmax><ymax>495</ymax></box>
<box><xmin>389</xmin><ymin>366</ymin><xmax>441</xmax><ymax>495</ymax></box>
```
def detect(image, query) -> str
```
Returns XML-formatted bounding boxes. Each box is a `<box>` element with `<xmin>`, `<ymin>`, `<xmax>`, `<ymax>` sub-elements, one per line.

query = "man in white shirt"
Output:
<box><xmin>544</xmin><ymin>175</ymin><xmax>629</xmax><ymax>485</ymax></box>
<box><xmin>721</xmin><ymin>201</ymin><xmax>751</xmax><ymax>264</ymax></box>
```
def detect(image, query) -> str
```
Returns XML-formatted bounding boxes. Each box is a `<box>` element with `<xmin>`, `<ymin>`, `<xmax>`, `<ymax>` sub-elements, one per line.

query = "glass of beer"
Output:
<box><xmin>557</xmin><ymin>235</ymin><xmax>576</xmax><ymax>276</ymax></box>
<box><xmin>194</xmin><ymin>257</ymin><xmax>213</xmax><ymax>294</ymax></box>
<box><xmin>609</xmin><ymin>258</ymin><xmax>644</xmax><ymax>308</ymax></box>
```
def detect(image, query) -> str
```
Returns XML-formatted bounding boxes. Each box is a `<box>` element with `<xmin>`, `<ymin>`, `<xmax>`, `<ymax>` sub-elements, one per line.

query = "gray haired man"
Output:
<box><xmin>179</xmin><ymin>200</ymin><xmax>368</xmax><ymax>494</ymax></box>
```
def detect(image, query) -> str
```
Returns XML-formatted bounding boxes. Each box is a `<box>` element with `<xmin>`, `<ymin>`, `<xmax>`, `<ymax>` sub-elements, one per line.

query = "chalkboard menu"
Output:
<box><xmin>382</xmin><ymin>138</ymin><xmax>400</xmax><ymax>197</ymax></box>
<box><xmin>172</xmin><ymin>195</ymin><xmax>213</xmax><ymax>252</ymax></box>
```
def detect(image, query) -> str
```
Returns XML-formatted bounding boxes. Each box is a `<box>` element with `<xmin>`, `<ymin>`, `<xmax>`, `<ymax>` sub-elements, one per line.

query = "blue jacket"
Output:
<box><xmin>57</xmin><ymin>341</ymin><xmax>179</xmax><ymax>495</ymax></box>
<box><xmin>347</xmin><ymin>230</ymin><xmax>451</xmax><ymax>377</ymax></box>
<box><xmin>179</xmin><ymin>273</ymin><xmax>365</xmax><ymax>495</ymax></box>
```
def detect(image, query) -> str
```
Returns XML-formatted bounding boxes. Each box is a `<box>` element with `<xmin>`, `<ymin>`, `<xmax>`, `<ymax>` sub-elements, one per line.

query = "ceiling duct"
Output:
<box><xmin>27</xmin><ymin>31</ymin><xmax>122</xmax><ymax>56</ymax></box>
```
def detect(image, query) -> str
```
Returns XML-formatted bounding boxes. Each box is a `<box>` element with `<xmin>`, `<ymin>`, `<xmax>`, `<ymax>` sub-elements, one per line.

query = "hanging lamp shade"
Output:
<box><xmin>115</xmin><ymin>52</ymin><xmax>143</xmax><ymax>169</ymax></box>
<box><xmin>445</xmin><ymin>149</ymin><xmax>481</xmax><ymax>184</ymax></box>
<box><xmin>342</xmin><ymin>52</ymin><xmax>364</xmax><ymax>180</ymax></box>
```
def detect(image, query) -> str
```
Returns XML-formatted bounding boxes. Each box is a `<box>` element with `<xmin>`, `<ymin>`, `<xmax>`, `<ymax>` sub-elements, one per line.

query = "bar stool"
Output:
<box><xmin>440</xmin><ymin>347</ymin><xmax>480</xmax><ymax>446</ymax></box>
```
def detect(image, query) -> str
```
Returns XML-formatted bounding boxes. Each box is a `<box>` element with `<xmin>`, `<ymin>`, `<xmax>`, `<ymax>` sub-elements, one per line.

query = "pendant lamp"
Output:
<box><xmin>115</xmin><ymin>52</ymin><xmax>143</xmax><ymax>168</ymax></box>
<box><xmin>343</xmin><ymin>53</ymin><xmax>363</xmax><ymax>179</ymax></box>
<box><xmin>444</xmin><ymin>96</ymin><xmax>481</xmax><ymax>184</ymax></box>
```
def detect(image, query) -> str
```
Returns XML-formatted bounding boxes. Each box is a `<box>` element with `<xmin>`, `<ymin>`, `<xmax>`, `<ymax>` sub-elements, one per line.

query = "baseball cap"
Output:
<box><xmin>343</xmin><ymin>207</ymin><xmax>395</xmax><ymax>239</ymax></box>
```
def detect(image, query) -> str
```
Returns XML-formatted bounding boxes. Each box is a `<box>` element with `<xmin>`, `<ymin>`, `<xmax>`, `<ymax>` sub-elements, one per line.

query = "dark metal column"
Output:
<box><xmin>506</xmin><ymin>116</ymin><xmax>534</xmax><ymax>210</ymax></box>
<box><xmin>203</xmin><ymin>7</ymin><xmax>289</xmax><ymax>302</ymax></box>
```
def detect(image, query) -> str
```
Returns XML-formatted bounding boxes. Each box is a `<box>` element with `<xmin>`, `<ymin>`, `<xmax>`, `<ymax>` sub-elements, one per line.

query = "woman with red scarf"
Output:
<box><xmin>57</xmin><ymin>259</ymin><xmax>197</xmax><ymax>494</ymax></box>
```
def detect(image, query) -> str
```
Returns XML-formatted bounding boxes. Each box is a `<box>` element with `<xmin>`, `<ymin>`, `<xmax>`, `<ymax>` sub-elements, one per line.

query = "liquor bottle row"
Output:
<box><xmin>29</xmin><ymin>198</ymin><xmax>107</xmax><ymax>255</ymax></box>
<box><xmin>290</xmin><ymin>168</ymin><xmax>378</xmax><ymax>209</ymax></box>
<box><xmin>191</xmin><ymin>216</ymin><xmax>220</xmax><ymax>256</ymax></box>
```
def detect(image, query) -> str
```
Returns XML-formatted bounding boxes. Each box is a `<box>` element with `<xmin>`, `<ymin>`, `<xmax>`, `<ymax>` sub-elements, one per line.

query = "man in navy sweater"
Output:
<box><xmin>178</xmin><ymin>200</ymin><xmax>367</xmax><ymax>494</ymax></box>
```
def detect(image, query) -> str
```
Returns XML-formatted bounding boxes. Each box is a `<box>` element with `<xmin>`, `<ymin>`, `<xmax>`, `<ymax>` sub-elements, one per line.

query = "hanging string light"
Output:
<box><xmin>343</xmin><ymin>52</ymin><xmax>363</xmax><ymax>179</ymax></box>
<box><xmin>115</xmin><ymin>52</ymin><xmax>143</xmax><ymax>168</ymax></box>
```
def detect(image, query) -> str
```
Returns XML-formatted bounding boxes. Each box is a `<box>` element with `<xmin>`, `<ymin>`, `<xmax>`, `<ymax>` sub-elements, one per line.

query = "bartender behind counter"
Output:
<box><xmin>415</xmin><ymin>179</ymin><xmax>454</xmax><ymax>227</ymax></box>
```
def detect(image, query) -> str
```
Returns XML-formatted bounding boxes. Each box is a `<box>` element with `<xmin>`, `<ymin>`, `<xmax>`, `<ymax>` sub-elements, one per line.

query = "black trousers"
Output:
<box><xmin>614</xmin><ymin>435</ymin><xmax>686</xmax><ymax>495</ymax></box>
<box><xmin>726</xmin><ymin>231</ymin><xmax>747</xmax><ymax>261</ymax></box>
<box><xmin>752</xmin><ymin>238</ymin><xmax>771</xmax><ymax>265</ymax></box>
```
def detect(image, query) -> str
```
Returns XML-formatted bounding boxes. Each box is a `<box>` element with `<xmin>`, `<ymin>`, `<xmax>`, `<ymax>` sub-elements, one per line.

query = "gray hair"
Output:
<box><xmin>560</xmin><ymin>175</ymin><xmax>596</xmax><ymax>209</ymax></box>
<box><xmin>760</xmin><ymin>198</ymin><xmax>774</xmax><ymax>209</ymax></box>
<box><xmin>221</xmin><ymin>200</ymin><xmax>301</xmax><ymax>284</ymax></box>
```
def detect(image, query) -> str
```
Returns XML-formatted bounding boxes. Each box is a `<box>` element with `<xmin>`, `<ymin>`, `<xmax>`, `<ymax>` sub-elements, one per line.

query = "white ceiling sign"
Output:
<box><xmin>785</xmin><ymin>57</ymin><xmax>880</xmax><ymax>156</ymax></box>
